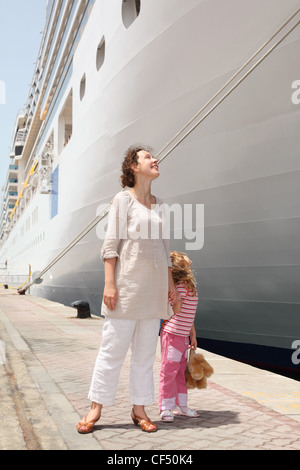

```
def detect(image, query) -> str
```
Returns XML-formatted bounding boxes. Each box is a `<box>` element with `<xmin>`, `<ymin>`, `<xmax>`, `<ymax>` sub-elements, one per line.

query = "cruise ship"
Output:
<box><xmin>0</xmin><ymin>0</ymin><xmax>300</xmax><ymax>379</ymax></box>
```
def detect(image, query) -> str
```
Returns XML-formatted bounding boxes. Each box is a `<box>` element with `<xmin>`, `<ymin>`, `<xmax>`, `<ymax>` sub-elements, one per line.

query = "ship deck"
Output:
<box><xmin>0</xmin><ymin>288</ymin><xmax>299</xmax><ymax>451</ymax></box>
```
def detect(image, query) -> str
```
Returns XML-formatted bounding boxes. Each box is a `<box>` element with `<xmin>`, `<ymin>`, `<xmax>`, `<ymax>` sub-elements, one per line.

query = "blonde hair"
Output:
<box><xmin>170</xmin><ymin>251</ymin><xmax>197</xmax><ymax>295</ymax></box>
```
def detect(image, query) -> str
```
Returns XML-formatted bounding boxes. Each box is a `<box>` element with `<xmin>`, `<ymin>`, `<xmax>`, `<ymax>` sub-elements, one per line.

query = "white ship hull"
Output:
<box><xmin>1</xmin><ymin>0</ymin><xmax>300</xmax><ymax>379</ymax></box>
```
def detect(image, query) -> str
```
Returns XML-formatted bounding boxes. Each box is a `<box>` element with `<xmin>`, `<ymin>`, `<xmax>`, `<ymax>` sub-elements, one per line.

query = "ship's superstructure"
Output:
<box><xmin>0</xmin><ymin>0</ymin><xmax>300</xmax><ymax>379</ymax></box>
<box><xmin>1</xmin><ymin>0</ymin><xmax>95</xmax><ymax>246</ymax></box>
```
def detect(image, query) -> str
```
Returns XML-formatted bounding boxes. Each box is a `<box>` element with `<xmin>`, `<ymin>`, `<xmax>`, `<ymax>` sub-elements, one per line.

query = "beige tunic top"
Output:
<box><xmin>100</xmin><ymin>190</ymin><xmax>172</xmax><ymax>320</ymax></box>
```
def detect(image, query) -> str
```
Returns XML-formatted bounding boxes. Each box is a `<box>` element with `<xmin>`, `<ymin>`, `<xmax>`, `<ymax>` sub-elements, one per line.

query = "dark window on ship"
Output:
<box><xmin>58</xmin><ymin>90</ymin><xmax>73</xmax><ymax>154</ymax></box>
<box><xmin>122</xmin><ymin>0</ymin><xmax>141</xmax><ymax>29</ymax></box>
<box><xmin>80</xmin><ymin>74</ymin><xmax>86</xmax><ymax>101</ymax></box>
<box><xmin>15</xmin><ymin>145</ymin><xmax>23</xmax><ymax>156</ymax></box>
<box><xmin>96</xmin><ymin>37</ymin><xmax>105</xmax><ymax>71</ymax></box>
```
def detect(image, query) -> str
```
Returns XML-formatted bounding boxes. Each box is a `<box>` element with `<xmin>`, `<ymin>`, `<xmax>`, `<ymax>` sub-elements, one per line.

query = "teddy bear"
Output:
<box><xmin>185</xmin><ymin>349</ymin><xmax>214</xmax><ymax>389</ymax></box>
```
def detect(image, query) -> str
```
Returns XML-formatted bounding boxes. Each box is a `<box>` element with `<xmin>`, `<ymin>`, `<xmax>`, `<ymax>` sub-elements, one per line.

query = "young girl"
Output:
<box><xmin>158</xmin><ymin>251</ymin><xmax>199</xmax><ymax>422</ymax></box>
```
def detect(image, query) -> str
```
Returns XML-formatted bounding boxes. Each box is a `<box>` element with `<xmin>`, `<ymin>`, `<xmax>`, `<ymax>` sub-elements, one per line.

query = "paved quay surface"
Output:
<box><xmin>0</xmin><ymin>289</ymin><xmax>300</xmax><ymax>451</ymax></box>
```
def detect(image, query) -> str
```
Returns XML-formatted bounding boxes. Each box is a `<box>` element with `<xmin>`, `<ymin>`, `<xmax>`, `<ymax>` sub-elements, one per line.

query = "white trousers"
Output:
<box><xmin>88</xmin><ymin>317</ymin><xmax>160</xmax><ymax>407</ymax></box>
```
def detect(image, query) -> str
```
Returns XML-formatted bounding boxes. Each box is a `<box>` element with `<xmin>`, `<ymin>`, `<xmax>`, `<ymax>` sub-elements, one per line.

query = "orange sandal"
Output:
<box><xmin>131</xmin><ymin>408</ymin><xmax>157</xmax><ymax>433</ymax></box>
<box><xmin>76</xmin><ymin>417</ymin><xmax>99</xmax><ymax>434</ymax></box>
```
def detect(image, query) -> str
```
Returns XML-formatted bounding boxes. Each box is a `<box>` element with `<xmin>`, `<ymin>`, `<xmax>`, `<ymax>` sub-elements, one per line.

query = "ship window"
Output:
<box><xmin>15</xmin><ymin>145</ymin><xmax>23</xmax><ymax>157</ymax></box>
<box><xmin>96</xmin><ymin>37</ymin><xmax>105</xmax><ymax>71</ymax></box>
<box><xmin>122</xmin><ymin>0</ymin><xmax>141</xmax><ymax>29</ymax></box>
<box><xmin>80</xmin><ymin>74</ymin><xmax>86</xmax><ymax>101</ymax></box>
<box><xmin>58</xmin><ymin>90</ymin><xmax>73</xmax><ymax>154</ymax></box>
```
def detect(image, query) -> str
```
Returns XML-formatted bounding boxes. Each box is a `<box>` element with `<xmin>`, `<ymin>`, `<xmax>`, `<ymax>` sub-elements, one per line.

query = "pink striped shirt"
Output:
<box><xmin>161</xmin><ymin>283</ymin><xmax>198</xmax><ymax>337</ymax></box>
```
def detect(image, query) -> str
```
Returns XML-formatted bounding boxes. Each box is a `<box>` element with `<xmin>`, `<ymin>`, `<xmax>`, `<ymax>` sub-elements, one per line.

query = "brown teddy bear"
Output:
<box><xmin>185</xmin><ymin>349</ymin><xmax>214</xmax><ymax>389</ymax></box>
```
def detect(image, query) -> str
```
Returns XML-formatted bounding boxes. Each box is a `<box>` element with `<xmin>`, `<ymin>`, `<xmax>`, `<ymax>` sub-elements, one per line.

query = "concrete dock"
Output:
<box><xmin>0</xmin><ymin>289</ymin><xmax>299</xmax><ymax>451</ymax></box>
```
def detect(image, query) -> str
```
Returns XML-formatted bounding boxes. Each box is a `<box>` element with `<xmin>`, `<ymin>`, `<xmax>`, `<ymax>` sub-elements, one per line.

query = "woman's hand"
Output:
<box><xmin>103</xmin><ymin>258</ymin><xmax>118</xmax><ymax>311</ymax></box>
<box><xmin>103</xmin><ymin>281</ymin><xmax>118</xmax><ymax>311</ymax></box>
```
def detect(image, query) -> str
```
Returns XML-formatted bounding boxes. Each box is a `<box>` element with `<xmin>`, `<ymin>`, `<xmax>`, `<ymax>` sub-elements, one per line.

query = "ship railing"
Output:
<box><xmin>0</xmin><ymin>274</ymin><xmax>31</xmax><ymax>289</ymax></box>
<box><xmin>15</xmin><ymin>130</ymin><xmax>28</xmax><ymax>145</ymax></box>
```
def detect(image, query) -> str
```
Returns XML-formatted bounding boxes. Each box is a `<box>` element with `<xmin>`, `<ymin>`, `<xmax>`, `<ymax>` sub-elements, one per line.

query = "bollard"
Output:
<box><xmin>71</xmin><ymin>300</ymin><xmax>91</xmax><ymax>319</ymax></box>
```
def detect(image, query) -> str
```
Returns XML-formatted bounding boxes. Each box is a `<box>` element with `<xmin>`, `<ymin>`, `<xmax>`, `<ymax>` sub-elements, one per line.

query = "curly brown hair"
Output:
<box><xmin>170</xmin><ymin>251</ymin><xmax>197</xmax><ymax>295</ymax></box>
<box><xmin>120</xmin><ymin>145</ymin><xmax>152</xmax><ymax>188</ymax></box>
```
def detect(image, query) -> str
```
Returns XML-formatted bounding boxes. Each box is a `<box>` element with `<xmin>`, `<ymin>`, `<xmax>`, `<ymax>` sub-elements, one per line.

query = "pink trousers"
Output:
<box><xmin>158</xmin><ymin>329</ymin><xmax>189</xmax><ymax>411</ymax></box>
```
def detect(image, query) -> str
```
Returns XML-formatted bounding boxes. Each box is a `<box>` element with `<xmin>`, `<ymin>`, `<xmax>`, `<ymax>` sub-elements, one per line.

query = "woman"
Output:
<box><xmin>76</xmin><ymin>145</ymin><xmax>179</xmax><ymax>434</ymax></box>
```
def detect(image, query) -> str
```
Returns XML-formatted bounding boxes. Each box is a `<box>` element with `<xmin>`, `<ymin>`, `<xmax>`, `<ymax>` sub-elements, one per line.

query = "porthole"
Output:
<box><xmin>80</xmin><ymin>74</ymin><xmax>86</xmax><ymax>101</ymax></box>
<box><xmin>122</xmin><ymin>0</ymin><xmax>141</xmax><ymax>29</ymax></box>
<box><xmin>96</xmin><ymin>37</ymin><xmax>105</xmax><ymax>71</ymax></box>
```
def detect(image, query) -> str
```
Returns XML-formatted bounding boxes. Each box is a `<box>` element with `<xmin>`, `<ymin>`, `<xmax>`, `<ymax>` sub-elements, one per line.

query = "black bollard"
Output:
<box><xmin>71</xmin><ymin>300</ymin><xmax>91</xmax><ymax>319</ymax></box>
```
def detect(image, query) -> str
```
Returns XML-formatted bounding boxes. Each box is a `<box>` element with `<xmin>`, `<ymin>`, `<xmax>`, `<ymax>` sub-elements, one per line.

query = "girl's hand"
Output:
<box><xmin>103</xmin><ymin>282</ymin><xmax>118</xmax><ymax>311</ymax></box>
<box><xmin>168</xmin><ymin>267</ymin><xmax>181</xmax><ymax>305</ymax></box>
<box><xmin>171</xmin><ymin>298</ymin><xmax>182</xmax><ymax>314</ymax></box>
<box><xmin>189</xmin><ymin>324</ymin><xmax>197</xmax><ymax>350</ymax></box>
